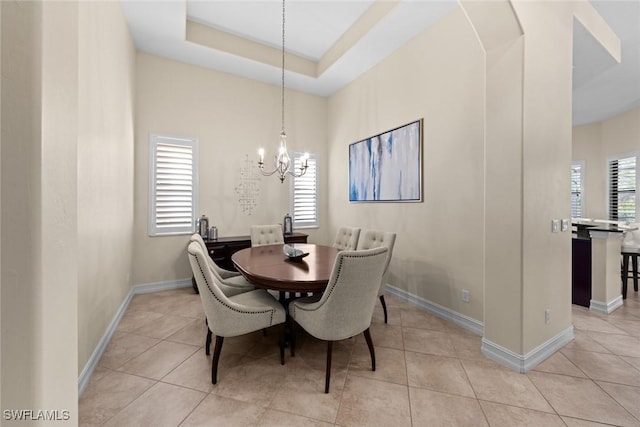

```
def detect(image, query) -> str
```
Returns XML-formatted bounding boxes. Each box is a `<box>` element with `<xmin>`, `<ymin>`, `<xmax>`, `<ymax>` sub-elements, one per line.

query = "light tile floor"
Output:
<box><xmin>80</xmin><ymin>287</ymin><xmax>640</xmax><ymax>426</ymax></box>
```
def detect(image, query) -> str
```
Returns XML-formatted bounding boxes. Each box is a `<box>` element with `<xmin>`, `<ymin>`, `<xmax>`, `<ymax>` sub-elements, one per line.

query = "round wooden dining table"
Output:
<box><xmin>231</xmin><ymin>243</ymin><xmax>340</xmax><ymax>293</ymax></box>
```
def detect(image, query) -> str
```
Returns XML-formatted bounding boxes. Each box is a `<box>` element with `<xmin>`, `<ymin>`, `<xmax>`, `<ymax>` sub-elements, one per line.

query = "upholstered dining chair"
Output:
<box><xmin>187</xmin><ymin>241</ymin><xmax>286</xmax><ymax>384</ymax></box>
<box><xmin>190</xmin><ymin>234</ymin><xmax>254</xmax><ymax>296</ymax></box>
<box><xmin>332</xmin><ymin>226</ymin><xmax>361</xmax><ymax>251</ymax></box>
<box><xmin>190</xmin><ymin>234</ymin><xmax>256</xmax><ymax>354</ymax></box>
<box><xmin>289</xmin><ymin>246</ymin><xmax>389</xmax><ymax>393</ymax></box>
<box><xmin>356</xmin><ymin>230</ymin><xmax>397</xmax><ymax>324</ymax></box>
<box><xmin>250</xmin><ymin>224</ymin><xmax>285</xmax><ymax>247</ymax></box>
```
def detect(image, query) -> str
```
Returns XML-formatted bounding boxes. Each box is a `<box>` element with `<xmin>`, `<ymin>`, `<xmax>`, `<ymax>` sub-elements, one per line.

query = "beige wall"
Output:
<box><xmin>40</xmin><ymin>1</ymin><xmax>79</xmax><ymax>413</ymax></box>
<box><xmin>0</xmin><ymin>0</ymin><xmax>3</xmax><ymax>409</ymax></box>
<box><xmin>465</xmin><ymin>1</ymin><xmax>527</xmax><ymax>354</ymax></box>
<box><xmin>573</xmin><ymin>122</ymin><xmax>604</xmax><ymax>218</ymax></box>
<box><xmin>133</xmin><ymin>53</ymin><xmax>328</xmax><ymax>285</ymax></box>
<box><xmin>1</xmin><ymin>0</ymin><xmax>135</xmax><ymax>417</ymax></box>
<box><xmin>329</xmin><ymin>1</ymin><xmax>600</xmax><ymax>359</ymax></box>
<box><xmin>1</xmin><ymin>0</ymin><xmax>80</xmax><ymax>420</ymax></box>
<box><xmin>77</xmin><ymin>1</ymin><xmax>136</xmax><ymax>374</ymax></box>
<box><xmin>573</xmin><ymin>107</ymin><xmax>640</xmax><ymax>219</ymax></box>
<box><xmin>327</xmin><ymin>7</ymin><xmax>486</xmax><ymax>322</ymax></box>
<box><xmin>1</xmin><ymin>0</ymin><xmax>42</xmax><ymax>414</ymax></box>
<box><xmin>507</xmin><ymin>0</ymin><xmax>576</xmax><ymax>355</ymax></box>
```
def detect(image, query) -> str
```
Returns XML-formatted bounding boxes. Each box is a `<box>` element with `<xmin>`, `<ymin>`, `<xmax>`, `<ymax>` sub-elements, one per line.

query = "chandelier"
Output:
<box><xmin>258</xmin><ymin>0</ymin><xmax>309</xmax><ymax>183</ymax></box>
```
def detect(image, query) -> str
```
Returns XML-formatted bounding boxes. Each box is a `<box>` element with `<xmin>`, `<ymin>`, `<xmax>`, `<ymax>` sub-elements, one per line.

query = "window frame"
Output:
<box><xmin>571</xmin><ymin>160</ymin><xmax>585</xmax><ymax>218</ymax></box>
<box><xmin>289</xmin><ymin>152</ymin><xmax>319</xmax><ymax>229</ymax></box>
<box><xmin>607</xmin><ymin>151</ymin><xmax>638</xmax><ymax>222</ymax></box>
<box><xmin>148</xmin><ymin>133</ymin><xmax>199</xmax><ymax>236</ymax></box>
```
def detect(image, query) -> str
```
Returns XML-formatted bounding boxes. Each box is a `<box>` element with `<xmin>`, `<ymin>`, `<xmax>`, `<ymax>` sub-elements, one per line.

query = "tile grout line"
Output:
<box><xmin>590</xmin><ymin>379</ymin><xmax>640</xmax><ymax>424</ymax></box>
<box><xmin>82</xmin><ymin>290</ymin><xmax>640</xmax><ymax>426</ymax></box>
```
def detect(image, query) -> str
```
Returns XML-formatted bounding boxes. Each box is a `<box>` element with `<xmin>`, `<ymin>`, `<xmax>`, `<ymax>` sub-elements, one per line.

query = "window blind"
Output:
<box><xmin>609</xmin><ymin>155</ymin><xmax>636</xmax><ymax>221</ymax></box>
<box><xmin>571</xmin><ymin>162</ymin><xmax>583</xmax><ymax>218</ymax></box>
<box><xmin>290</xmin><ymin>153</ymin><xmax>318</xmax><ymax>228</ymax></box>
<box><xmin>148</xmin><ymin>134</ymin><xmax>198</xmax><ymax>236</ymax></box>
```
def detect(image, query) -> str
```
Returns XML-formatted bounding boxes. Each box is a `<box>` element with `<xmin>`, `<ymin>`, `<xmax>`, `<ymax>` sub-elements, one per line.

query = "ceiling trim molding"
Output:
<box><xmin>187</xmin><ymin>19</ymin><xmax>317</xmax><ymax>78</ymax></box>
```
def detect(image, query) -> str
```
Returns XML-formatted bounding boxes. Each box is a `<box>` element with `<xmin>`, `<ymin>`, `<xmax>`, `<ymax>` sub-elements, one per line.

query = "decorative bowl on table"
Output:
<box><xmin>283</xmin><ymin>244</ymin><xmax>309</xmax><ymax>262</ymax></box>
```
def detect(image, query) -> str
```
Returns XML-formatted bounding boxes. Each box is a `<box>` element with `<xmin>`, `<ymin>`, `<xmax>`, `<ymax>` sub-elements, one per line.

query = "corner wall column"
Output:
<box><xmin>461</xmin><ymin>0</ymin><xmax>620</xmax><ymax>371</ymax></box>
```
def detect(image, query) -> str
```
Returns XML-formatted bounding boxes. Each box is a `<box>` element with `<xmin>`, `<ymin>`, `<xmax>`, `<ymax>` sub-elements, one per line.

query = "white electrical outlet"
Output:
<box><xmin>545</xmin><ymin>309</ymin><xmax>551</xmax><ymax>324</ymax></box>
<box><xmin>561</xmin><ymin>219</ymin><xmax>570</xmax><ymax>232</ymax></box>
<box><xmin>462</xmin><ymin>290</ymin><xmax>470</xmax><ymax>303</ymax></box>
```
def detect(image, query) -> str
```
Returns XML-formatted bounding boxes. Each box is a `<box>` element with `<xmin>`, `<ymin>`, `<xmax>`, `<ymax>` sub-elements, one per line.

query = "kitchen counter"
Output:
<box><xmin>571</xmin><ymin>220</ymin><xmax>635</xmax><ymax>314</ymax></box>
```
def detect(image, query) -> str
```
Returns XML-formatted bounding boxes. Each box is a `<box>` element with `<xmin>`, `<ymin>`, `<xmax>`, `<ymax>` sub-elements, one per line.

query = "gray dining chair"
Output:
<box><xmin>190</xmin><ymin>234</ymin><xmax>256</xmax><ymax>354</ymax></box>
<box><xmin>332</xmin><ymin>226</ymin><xmax>361</xmax><ymax>251</ymax></box>
<box><xmin>187</xmin><ymin>241</ymin><xmax>286</xmax><ymax>384</ymax></box>
<box><xmin>190</xmin><ymin>234</ymin><xmax>255</xmax><ymax>296</ymax></box>
<box><xmin>357</xmin><ymin>230</ymin><xmax>397</xmax><ymax>324</ymax></box>
<box><xmin>289</xmin><ymin>246</ymin><xmax>389</xmax><ymax>393</ymax></box>
<box><xmin>250</xmin><ymin>224</ymin><xmax>285</xmax><ymax>247</ymax></box>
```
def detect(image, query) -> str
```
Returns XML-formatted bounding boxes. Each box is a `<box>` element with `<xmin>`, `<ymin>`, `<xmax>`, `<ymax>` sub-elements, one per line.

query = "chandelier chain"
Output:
<box><xmin>256</xmin><ymin>0</ymin><xmax>308</xmax><ymax>184</ymax></box>
<box><xmin>281</xmin><ymin>0</ymin><xmax>285</xmax><ymax>134</ymax></box>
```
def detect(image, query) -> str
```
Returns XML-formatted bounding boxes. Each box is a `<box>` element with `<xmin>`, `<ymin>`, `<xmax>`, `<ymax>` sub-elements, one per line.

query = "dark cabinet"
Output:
<box><xmin>205</xmin><ymin>232</ymin><xmax>308</xmax><ymax>271</ymax></box>
<box><xmin>572</xmin><ymin>237</ymin><xmax>592</xmax><ymax>307</ymax></box>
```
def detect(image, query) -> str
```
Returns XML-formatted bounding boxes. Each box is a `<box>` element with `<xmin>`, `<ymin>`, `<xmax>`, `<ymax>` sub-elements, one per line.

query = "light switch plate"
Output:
<box><xmin>551</xmin><ymin>219</ymin><xmax>560</xmax><ymax>233</ymax></box>
<box><xmin>561</xmin><ymin>219</ymin><xmax>570</xmax><ymax>232</ymax></box>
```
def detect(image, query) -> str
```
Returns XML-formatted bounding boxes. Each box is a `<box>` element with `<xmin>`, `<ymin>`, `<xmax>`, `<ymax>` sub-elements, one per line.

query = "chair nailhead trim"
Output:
<box><xmin>292</xmin><ymin>250</ymin><xmax>384</xmax><ymax>316</ymax></box>
<box><xmin>189</xmin><ymin>248</ymin><xmax>275</xmax><ymax>325</ymax></box>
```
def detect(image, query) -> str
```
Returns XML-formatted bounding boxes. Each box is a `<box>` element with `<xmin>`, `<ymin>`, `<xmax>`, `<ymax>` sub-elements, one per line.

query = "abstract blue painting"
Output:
<box><xmin>349</xmin><ymin>119</ymin><xmax>423</xmax><ymax>202</ymax></box>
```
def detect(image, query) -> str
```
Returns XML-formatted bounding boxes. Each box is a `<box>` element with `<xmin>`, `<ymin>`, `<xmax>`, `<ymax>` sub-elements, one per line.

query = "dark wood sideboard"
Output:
<box><xmin>192</xmin><ymin>232</ymin><xmax>308</xmax><ymax>293</ymax></box>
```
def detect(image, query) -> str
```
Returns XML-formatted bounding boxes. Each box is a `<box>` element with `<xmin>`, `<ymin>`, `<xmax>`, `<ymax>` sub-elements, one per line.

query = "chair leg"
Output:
<box><xmin>622</xmin><ymin>254</ymin><xmax>630</xmax><ymax>299</ymax></box>
<box><xmin>205</xmin><ymin>328</ymin><xmax>212</xmax><ymax>356</ymax></box>
<box><xmin>325</xmin><ymin>341</ymin><xmax>333</xmax><ymax>394</ymax></box>
<box><xmin>633</xmin><ymin>255</ymin><xmax>638</xmax><ymax>292</ymax></box>
<box><xmin>212</xmin><ymin>335</ymin><xmax>224</xmax><ymax>384</ymax></box>
<box><xmin>379</xmin><ymin>295</ymin><xmax>388</xmax><ymax>324</ymax></box>
<box><xmin>279</xmin><ymin>324</ymin><xmax>285</xmax><ymax>365</ymax></box>
<box><xmin>290</xmin><ymin>317</ymin><xmax>296</xmax><ymax>357</ymax></box>
<box><xmin>363</xmin><ymin>328</ymin><xmax>376</xmax><ymax>372</ymax></box>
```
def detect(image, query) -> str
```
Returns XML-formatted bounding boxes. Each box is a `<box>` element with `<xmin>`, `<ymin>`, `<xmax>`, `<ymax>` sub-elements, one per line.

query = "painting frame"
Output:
<box><xmin>348</xmin><ymin>119</ymin><xmax>423</xmax><ymax>203</ymax></box>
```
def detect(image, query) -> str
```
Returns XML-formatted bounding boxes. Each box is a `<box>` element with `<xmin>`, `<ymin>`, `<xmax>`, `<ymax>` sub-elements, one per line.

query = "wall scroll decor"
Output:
<box><xmin>349</xmin><ymin>119</ymin><xmax>423</xmax><ymax>202</ymax></box>
<box><xmin>235</xmin><ymin>154</ymin><xmax>261</xmax><ymax>215</ymax></box>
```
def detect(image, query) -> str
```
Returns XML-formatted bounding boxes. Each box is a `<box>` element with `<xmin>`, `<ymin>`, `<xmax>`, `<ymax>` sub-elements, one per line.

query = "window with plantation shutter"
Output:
<box><xmin>148</xmin><ymin>134</ymin><xmax>199</xmax><ymax>236</ymax></box>
<box><xmin>608</xmin><ymin>154</ymin><xmax>637</xmax><ymax>222</ymax></box>
<box><xmin>571</xmin><ymin>161</ymin><xmax>584</xmax><ymax>218</ymax></box>
<box><xmin>290</xmin><ymin>152</ymin><xmax>318</xmax><ymax>229</ymax></box>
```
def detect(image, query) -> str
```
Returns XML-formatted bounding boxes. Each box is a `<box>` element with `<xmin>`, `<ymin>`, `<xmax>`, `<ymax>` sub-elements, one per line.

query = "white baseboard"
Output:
<box><xmin>385</xmin><ymin>285</ymin><xmax>484</xmax><ymax>336</ymax></box>
<box><xmin>77</xmin><ymin>290</ymin><xmax>133</xmax><ymax>396</ymax></box>
<box><xmin>78</xmin><ymin>278</ymin><xmax>193</xmax><ymax>396</ymax></box>
<box><xmin>590</xmin><ymin>295</ymin><xmax>623</xmax><ymax>314</ymax></box>
<box><xmin>481</xmin><ymin>325</ymin><xmax>574</xmax><ymax>373</ymax></box>
<box><xmin>132</xmin><ymin>278</ymin><xmax>193</xmax><ymax>294</ymax></box>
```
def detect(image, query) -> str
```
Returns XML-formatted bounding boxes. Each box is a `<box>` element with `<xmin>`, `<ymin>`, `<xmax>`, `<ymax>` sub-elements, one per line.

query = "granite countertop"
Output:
<box><xmin>572</xmin><ymin>219</ymin><xmax>637</xmax><ymax>239</ymax></box>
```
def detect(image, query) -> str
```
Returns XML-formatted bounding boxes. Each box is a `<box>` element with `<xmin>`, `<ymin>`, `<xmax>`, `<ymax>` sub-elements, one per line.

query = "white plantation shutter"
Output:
<box><xmin>290</xmin><ymin>153</ymin><xmax>318</xmax><ymax>228</ymax></box>
<box><xmin>608</xmin><ymin>154</ymin><xmax>637</xmax><ymax>222</ymax></box>
<box><xmin>571</xmin><ymin>162</ymin><xmax>584</xmax><ymax>218</ymax></box>
<box><xmin>148</xmin><ymin>134</ymin><xmax>199</xmax><ymax>235</ymax></box>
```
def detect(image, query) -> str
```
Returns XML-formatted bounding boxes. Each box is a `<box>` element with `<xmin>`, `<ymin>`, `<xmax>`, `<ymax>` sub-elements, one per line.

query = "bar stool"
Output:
<box><xmin>621</xmin><ymin>224</ymin><xmax>640</xmax><ymax>299</ymax></box>
<box><xmin>622</xmin><ymin>249</ymin><xmax>639</xmax><ymax>299</ymax></box>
